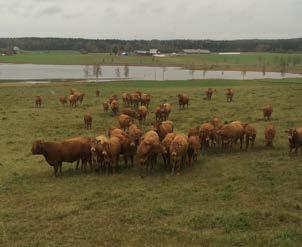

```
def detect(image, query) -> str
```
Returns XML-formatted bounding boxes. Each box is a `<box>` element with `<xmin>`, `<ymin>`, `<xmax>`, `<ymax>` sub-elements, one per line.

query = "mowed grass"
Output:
<box><xmin>0</xmin><ymin>79</ymin><xmax>302</xmax><ymax>246</ymax></box>
<box><xmin>1</xmin><ymin>51</ymin><xmax>302</xmax><ymax>73</ymax></box>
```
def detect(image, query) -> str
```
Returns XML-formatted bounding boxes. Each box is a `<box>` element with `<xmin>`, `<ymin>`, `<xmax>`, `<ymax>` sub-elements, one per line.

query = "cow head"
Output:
<box><xmin>31</xmin><ymin>140</ymin><xmax>44</xmax><ymax>154</ymax></box>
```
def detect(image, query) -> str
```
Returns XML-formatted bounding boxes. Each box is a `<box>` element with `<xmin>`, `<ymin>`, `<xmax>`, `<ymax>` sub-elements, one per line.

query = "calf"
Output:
<box><xmin>102</xmin><ymin>101</ymin><xmax>109</xmax><ymax>112</ymax></box>
<box><xmin>170</xmin><ymin>134</ymin><xmax>189</xmax><ymax>175</ymax></box>
<box><xmin>84</xmin><ymin>113</ymin><xmax>92</xmax><ymax>129</ymax></box>
<box><xmin>286</xmin><ymin>127</ymin><xmax>302</xmax><ymax>153</ymax></box>
<box><xmin>59</xmin><ymin>96</ymin><xmax>67</xmax><ymax>106</ymax></box>
<box><xmin>187</xmin><ymin>135</ymin><xmax>200</xmax><ymax>165</ymax></box>
<box><xmin>264</xmin><ymin>123</ymin><xmax>276</xmax><ymax>147</ymax></box>
<box><xmin>35</xmin><ymin>96</ymin><xmax>42</xmax><ymax>108</ymax></box>
<box><xmin>263</xmin><ymin>105</ymin><xmax>273</xmax><ymax>121</ymax></box>
<box><xmin>178</xmin><ymin>94</ymin><xmax>189</xmax><ymax>109</ymax></box>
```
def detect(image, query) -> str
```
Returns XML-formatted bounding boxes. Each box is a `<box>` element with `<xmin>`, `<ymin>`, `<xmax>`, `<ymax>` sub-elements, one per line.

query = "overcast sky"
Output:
<box><xmin>0</xmin><ymin>0</ymin><xmax>301</xmax><ymax>40</ymax></box>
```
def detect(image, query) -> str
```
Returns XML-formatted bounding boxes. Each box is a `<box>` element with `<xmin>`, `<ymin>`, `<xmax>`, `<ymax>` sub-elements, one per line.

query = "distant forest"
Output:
<box><xmin>0</xmin><ymin>37</ymin><xmax>302</xmax><ymax>53</ymax></box>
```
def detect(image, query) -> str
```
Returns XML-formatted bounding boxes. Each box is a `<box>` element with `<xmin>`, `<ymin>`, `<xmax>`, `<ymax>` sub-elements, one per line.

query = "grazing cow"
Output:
<box><xmin>140</xmin><ymin>93</ymin><xmax>151</xmax><ymax>107</ymax></box>
<box><xmin>263</xmin><ymin>105</ymin><xmax>273</xmax><ymax>121</ymax></box>
<box><xmin>187</xmin><ymin>135</ymin><xmax>201</xmax><ymax>165</ymax></box>
<box><xmin>137</xmin><ymin>106</ymin><xmax>148</xmax><ymax>122</ymax></box>
<box><xmin>84</xmin><ymin>113</ymin><xmax>92</xmax><ymax>129</ymax></box>
<box><xmin>285</xmin><ymin>127</ymin><xmax>302</xmax><ymax>153</ymax></box>
<box><xmin>110</xmin><ymin>100</ymin><xmax>119</xmax><ymax>115</ymax></box>
<box><xmin>118</xmin><ymin>114</ymin><xmax>133</xmax><ymax>130</ymax></box>
<box><xmin>137</xmin><ymin>130</ymin><xmax>163</xmax><ymax>175</ymax></box>
<box><xmin>170</xmin><ymin>134</ymin><xmax>189</xmax><ymax>175</ymax></box>
<box><xmin>225</xmin><ymin>88</ymin><xmax>234</xmax><ymax>102</ymax></box>
<box><xmin>216</xmin><ymin>121</ymin><xmax>245</xmax><ymax>150</ymax></box>
<box><xmin>31</xmin><ymin>139</ymin><xmax>91</xmax><ymax>176</ymax></box>
<box><xmin>162</xmin><ymin>133</ymin><xmax>177</xmax><ymax>168</ymax></box>
<box><xmin>199</xmin><ymin>123</ymin><xmax>216</xmax><ymax>151</ymax></box>
<box><xmin>77</xmin><ymin>93</ymin><xmax>85</xmax><ymax>104</ymax></box>
<box><xmin>69</xmin><ymin>95</ymin><xmax>77</xmax><ymax>107</ymax></box>
<box><xmin>102</xmin><ymin>101</ymin><xmax>109</xmax><ymax>112</ymax></box>
<box><xmin>178</xmin><ymin>94</ymin><xmax>189</xmax><ymax>109</ymax></box>
<box><xmin>129</xmin><ymin>124</ymin><xmax>143</xmax><ymax>147</ymax></box>
<box><xmin>122</xmin><ymin>108</ymin><xmax>138</xmax><ymax>118</ymax></box>
<box><xmin>153</xmin><ymin>120</ymin><xmax>174</xmax><ymax>141</ymax></box>
<box><xmin>35</xmin><ymin>96</ymin><xmax>42</xmax><ymax>108</ymax></box>
<box><xmin>96</xmin><ymin>89</ymin><xmax>100</xmax><ymax>97</ymax></box>
<box><xmin>264</xmin><ymin>123</ymin><xmax>276</xmax><ymax>147</ymax></box>
<box><xmin>243</xmin><ymin>124</ymin><xmax>256</xmax><ymax>149</ymax></box>
<box><xmin>59</xmin><ymin>96</ymin><xmax>67</xmax><ymax>106</ymax></box>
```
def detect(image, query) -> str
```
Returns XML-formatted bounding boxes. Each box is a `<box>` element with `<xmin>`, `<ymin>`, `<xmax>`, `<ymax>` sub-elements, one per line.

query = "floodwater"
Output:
<box><xmin>0</xmin><ymin>63</ymin><xmax>301</xmax><ymax>81</ymax></box>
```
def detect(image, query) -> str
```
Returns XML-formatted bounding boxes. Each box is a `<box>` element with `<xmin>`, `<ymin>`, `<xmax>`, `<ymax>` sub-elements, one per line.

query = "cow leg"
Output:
<box><xmin>124</xmin><ymin>155</ymin><xmax>128</xmax><ymax>168</ymax></box>
<box><xmin>240</xmin><ymin>136</ymin><xmax>243</xmax><ymax>149</ymax></box>
<box><xmin>59</xmin><ymin>163</ymin><xmax>62</xmax><ymax>175</ymax></box>
<box><xmin>53</xmin><ymin>164</ymin><xmax>59</xmax><ymax>177</ymax></box>
<box><xmin>245</xmin><ymin>135</ymin><xmax>249</xmax><ymax>149</ymax></box>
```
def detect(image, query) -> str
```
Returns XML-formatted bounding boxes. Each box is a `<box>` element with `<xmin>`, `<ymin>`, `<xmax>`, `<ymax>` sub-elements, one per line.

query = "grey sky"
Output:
<box><xmin>0</xmin><ymin>0</ymin><xmax>301</xmax><ymax>39</ymax></box>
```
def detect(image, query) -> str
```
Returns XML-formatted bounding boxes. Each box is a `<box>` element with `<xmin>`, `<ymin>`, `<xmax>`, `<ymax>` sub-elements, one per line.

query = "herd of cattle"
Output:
<box><xmin>32</xmin><ymin>88</ymin><xmax>302</xmax><ymax>177</ymax></box>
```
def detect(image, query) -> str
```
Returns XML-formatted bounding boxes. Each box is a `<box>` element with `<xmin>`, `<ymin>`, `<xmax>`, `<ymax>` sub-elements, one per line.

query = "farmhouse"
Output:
<box><xmin>183</xmin><ymin>49</ymin><xmax>211</xmax><ymax>54</ymax></box>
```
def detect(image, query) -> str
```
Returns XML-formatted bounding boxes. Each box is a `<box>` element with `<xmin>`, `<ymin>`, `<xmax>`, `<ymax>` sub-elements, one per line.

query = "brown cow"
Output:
<box><xmin>170</xmin><ymin>134</ymin><xmax>189</xmax><ymax>175</ymax></box>
<box><xmin>122</xmin><ymin>108</ymin><xmax>138</xmax><ymax>118</ymax></box>
<box><xmin>188</xmin><ymin>127</ymin><xmax>199</xmax><ymax>137</ymax></box>
<box><xmin>162</xmin><ymin>103</ymin><xmax>171</xmax><ymax>120</ymax></box>
<box><xmin>110</xmin><ymin>100</ymin><xmax>119</xmax><ymax>115</ymax></box>
<box><xmin>162</xmin><ymin>133</ymin><xmax>177</xmax><ymax>168</ymax></box>
<box><xmin>137</xmin><ymin>106</ymin><xmax>148</xmax><ymax>122</ymax></box>
<box><xmin>225</xmin><ymin>88</ymin><xmax>234</xmax><ymax>102</ymax></box>
<box><xmin>59</xmin><ymin>96</ymin><xmax>67</xmax><ymax>106</ymax></box>
<box><xmin>263</xmin><ymin>105</ymin><xmax>273</xmax><ymax>121</ymax></box>
<box><xmin>129</xmin><ymin>124</ymin><xmax>143</xmax><ymax>147</ymax></box>
<box><xmin>84</xmin><ymin>113</ymin><xmax>92</xmax><ymax>129</ymax></box>
<box><xmin>264</xmin><ymin>123</ymin><xmax>276</xmax><ymax>147</ymax></box>
<box><xmin>199</xmin><ymin>122</ymin><xmax>216</xmax><ymax>151</ymax></box>
<box><xmin>216</xmin><ymin>121</ymin><xmax>245</xmax><ymax>150</ymax></box>
<box><xmin>31</xmin><ymin>139</ymin><xmax>91</xmax><ymax>176</ymax></box>
<box><xmin>243</xmin><ymin>124</ymin><xmax>256</xmax><ymax>149</ymax></box>
<box><xmin>137</xmin><ymin>130</ymin><xmax>163</xmax><ymax>175</ymax></box>
<box><xmin>286</xmin><ymin>127</ymin><xmax>302</xmax><ymax>153</ymax></box>
<box><xmin>154</xmin><ymin>120</ymin><xmax>174</xmax><ymax>141</ymax></box>
<box><xmin>107</xmin><ymin>136</ymin><xmax>122</xmax><ymax>174</ymax></box>
<box><xmin>102</xmin><ymin>101</ymin><xmax>109</xmax><ymax>112</ymax></box>
<box><xmin>69</xmin><ymin>95</ymin><xmax>77</xmax><ymax>107</ymax></box>
<box><xmin>205</xmin><ymin>88</ymin><xmax>214</xmax><ymax>100</ymax></box>
<box><xmin>109</xmin><ymin>127</ymin><xmax>136</xmax><ymax>168</ymax></box>
<box><xmin>178</xmin><ymin>94</ymin><xmax>189</xmax><ymax>109</ymax></box>
<box><xmin>141</xmin><ymin>93</ymin><xmax>151</xmax><ymax>107</ymax></box>
<box><xmin>130</xmin><ymin>92</ymin><xmax>141</xmax><ymax>108</ymax></box>
<box><xmin>118</xmin><ymin>114</ymin><xmax>133</xmax><ymax>130</ymax></box>
<box><xmin>91</xmin><ymin>136</ymin><xmax>110</xmax><ymax>171</ymax></box>
<box><xmin>109</xmin><ymin>95</ymin><xmax>118</xmax><ymax>104</ymax></box>
<box><xmin>96</xmin><ymin>89</ymin><xmax>100</xmax><ymax>97</ymax></box>
<box><xmin>187</xmin><ymin>135</ymin><xmax>200</xmax><ymax>165</ymax></box>
<box><xmin>35</xmin><ymin>96</ymin><xmax>42</xmax><ymax>108</ymax></box>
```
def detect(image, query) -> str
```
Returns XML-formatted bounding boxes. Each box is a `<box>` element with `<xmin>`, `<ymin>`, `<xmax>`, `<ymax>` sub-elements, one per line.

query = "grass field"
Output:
<box><xmin>0</xmin><ymin>79</ymin><xmax>302</xmax><ymax>246</ymax></box>
<box><xmin>1</xmin><ymin>51</ymin><xmax>302</xmax><ymax>73</ymax></box>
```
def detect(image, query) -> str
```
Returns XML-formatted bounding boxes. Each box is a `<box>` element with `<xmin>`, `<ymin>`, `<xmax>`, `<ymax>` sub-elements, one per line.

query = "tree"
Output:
<box><xmin>93</xmin><ymin>64</ymin><xmax>101</xmax><ymax>79</ymax></box>
<box><xmin>262</xmin><ymin>64</ymin><xmax>266</xmax><ymax>77</ymax></box>
<box><xmin>123</xmin><ymin>64</ymin><xmax>129</xmax><ymax>78</ymax></box>
<box><xmin>83</xmin><ymin>65</ymin><xmax>89</xmax><ymax>78</ymax></box>
<box><xmin>162</xmin><ymin>66</ymin><xmax>167</xmax><ymax>80</ymax></box>
<box><xmin>112</xmin><ymin>46</ymin><xmax>118</xmax><ymax>55</ymax></box>
<box><xmin>202</xmin><ymin>64</ymin><xmax>208</xmax><ymax>79</ymax></box>
<box><xmin>115</xmin><ymin>67</ymin><xmax>121</xmax><ymax>78</ymax></box>
<box><xmin>241</xmin><ymin>66</ymin><xmax>247</xmax><ymax>79</ymax></box>
<box><xmin>189</xmin><ymin>64</ymin><xmax>196</xmax><ymax>79</ymax></box>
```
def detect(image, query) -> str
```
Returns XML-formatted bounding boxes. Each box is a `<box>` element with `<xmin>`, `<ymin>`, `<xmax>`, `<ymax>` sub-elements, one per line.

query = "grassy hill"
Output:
<box><xmin>0</xmin><ymin>79</ymin><xmax>301</xmax><ymax>246</ymax></box>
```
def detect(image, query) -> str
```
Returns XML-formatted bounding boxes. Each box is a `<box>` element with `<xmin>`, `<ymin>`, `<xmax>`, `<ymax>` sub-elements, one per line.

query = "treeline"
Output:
<box><xmin>1</xmin><ymin>37</ymin><xmax>302</xmax><ymax>53</ymax></box>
